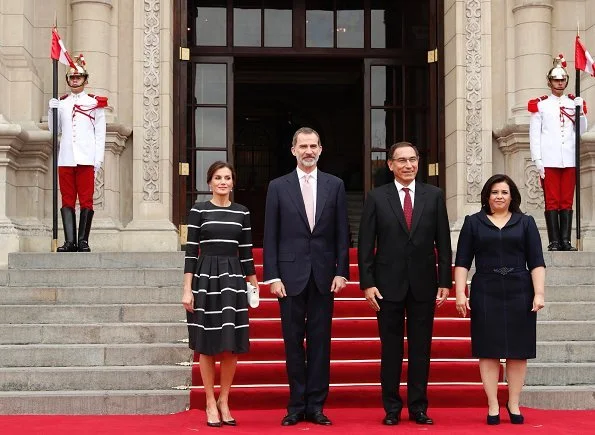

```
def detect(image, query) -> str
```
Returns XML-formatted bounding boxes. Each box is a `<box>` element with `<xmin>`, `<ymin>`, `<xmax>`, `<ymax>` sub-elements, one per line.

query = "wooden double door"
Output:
<box><xmin>173</xmin><ymin>0</ymin><xmax>444</xmax><ymax>245</ymax></box>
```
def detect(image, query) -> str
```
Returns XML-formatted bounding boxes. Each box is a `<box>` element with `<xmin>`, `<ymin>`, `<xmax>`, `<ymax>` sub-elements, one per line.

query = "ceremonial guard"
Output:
<box><xmin>48</xmin><ymin>55</ymin><xmax>107</xmax><ymax>252</ymax></box>
<box><xmin>529</xmin><ymin>54</ymin><xmax>588</xmax><ymax>251</ymax></box>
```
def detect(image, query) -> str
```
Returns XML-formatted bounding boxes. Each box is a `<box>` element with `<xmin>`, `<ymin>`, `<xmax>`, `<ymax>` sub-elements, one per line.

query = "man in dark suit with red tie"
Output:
<box><xmin>358</xmin><ymin>141</ymin><xmax>452</xmax><ymax>426</ymax></box>
<box><xmin>263</xmin><ymin>127</ymin><xmax>350</xmax><ymax>426</ymax></box>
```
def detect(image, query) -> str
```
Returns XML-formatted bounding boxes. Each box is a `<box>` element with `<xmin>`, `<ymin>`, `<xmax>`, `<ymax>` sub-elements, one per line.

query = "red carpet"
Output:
<box><xmin>190</xmin><ymin>248</ymin><xmax>507</xmax><ymax>409</ymax></box>
<box><xmin>1</xmin><ymin>408</ymin><xmax>594</xmax><ymax>434</ymax></box>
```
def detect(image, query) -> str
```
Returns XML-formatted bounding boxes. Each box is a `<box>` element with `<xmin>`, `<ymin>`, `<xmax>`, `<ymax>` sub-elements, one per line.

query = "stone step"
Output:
<box><xmin>535</xmin><ymin>341</ymin><xmax>595</xmax><ymax>362</ymax></box>
<box><xmin>524</xmin><ymin>363</ymin><xmax>595</xmax><ymax>385</ymax></box>
<box><xmin>5</xmin><ymin>268</ymin><xmax>181</xmax><ymax>287</ymax></box>
<box><xmin>0</xmin><ymin>323</ymin><xmax>187</xmax><ymax>345</ymax></box>
<box><xmin>0</xmin><ymin>343</ymin><xmax>192</xmax><ymax>367</ymax></box>
<box><xmin>0</xmin><ymin>304</ymin><xmax>187</xmax><ymax>324</ymax></box>
<box><xmin>0</xmin><ymin>390</ymin><xmax>189</xmax><ymax>414</ymax></box>
<box><xmin>542</xmin><ymin>251</ymin><xmax>595</xmax><ymax>267</ymax></box>
<box><xmin>7</xmin><ymin>252</ymin><xmax>184</xmax><ymax>270</ymax></box>
<box><xmin>537</xmin><ymin>302</ymin><xmax>595</xmax><ymax>321</ymax></box>
<box><xmin>0</xmin><ymin>366</ymin><xmax>190</xmax><ymax>391</ymax></box>
<box><xmin>521</xmin><ymin>386</ymin><xmax>595</xmax><ymax>410</ymax></box>
<box><xmin>543</xmin><ymin>268</ymin><xmax>595</xmax><ymax>285</ymax></box>
<box><xmin>0</xmin><ymin>286</ymin><xmax>181</xmax><ymax>305</ymax></box>
<box><xmin>537</xmin><ymin>321</ymin><xmax>595</xmax><ymax>341</ymax></box>
<box><xmin>544</xmin><ymin>285</ymin><xmax>595</xmax><ymax>302</ymax></box>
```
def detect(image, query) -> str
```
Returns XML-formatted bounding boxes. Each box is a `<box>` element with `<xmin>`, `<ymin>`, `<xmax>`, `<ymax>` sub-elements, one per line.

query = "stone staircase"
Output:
<box><xmin>518</xmin><ymin>252</ymin><xmax>595</xmax><ymax>409</ymax></box>
<box><xmin>0</xmin><ymin>252</ymin><xmax>191</xmax><ymax>414</ymax></box>
<box><xmin>0</xmin><ymin>250</ymin><xmax>593</xmax><ymax>413</ymax></box>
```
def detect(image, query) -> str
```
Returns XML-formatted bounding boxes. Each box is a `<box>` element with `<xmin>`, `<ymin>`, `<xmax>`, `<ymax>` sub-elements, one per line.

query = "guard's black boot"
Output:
<box><xmin>77</xmin><ymin>208</ymin><xmax>94</xmax><ymax>252</ymax></box>
<box><xmin>544</xmin><ymin>210</ymin><xmax>561</xmax><ymax>251</ymax></box>
<box><xmin>57</xmin><ymin>207</ymin><xmax>77</xmax><ymax>252</ymax></box>
<box><xmin>559</xmin><ymin>209</ymin><xmax>577</xmax><ymax>251</ymax></box>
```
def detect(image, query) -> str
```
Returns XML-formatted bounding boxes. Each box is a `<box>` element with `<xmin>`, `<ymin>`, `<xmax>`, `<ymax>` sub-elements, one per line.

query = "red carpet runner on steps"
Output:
<box><xmin>189</xmin><ymin>248</ymin><xmax>507</xmax><ymax>409</ymax></box>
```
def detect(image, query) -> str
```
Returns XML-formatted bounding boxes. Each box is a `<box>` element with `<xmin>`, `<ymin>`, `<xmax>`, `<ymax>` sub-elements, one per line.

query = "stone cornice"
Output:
<box><xmin>71</xmin><ymin>0</ymin><xmax>113</xmax><ymax>7</ymax></box>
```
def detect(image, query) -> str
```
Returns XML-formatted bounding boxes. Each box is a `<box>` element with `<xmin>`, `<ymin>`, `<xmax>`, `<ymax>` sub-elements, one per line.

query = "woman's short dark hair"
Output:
<box><xmin>206</xmin><ymin>161</ymin><xmax>236</xmax><ymax>185</ymax></box>
<box><xmin>480</xmin><ymin>174</ymin><xmax>522</xmax><ymax>214</ymax></box>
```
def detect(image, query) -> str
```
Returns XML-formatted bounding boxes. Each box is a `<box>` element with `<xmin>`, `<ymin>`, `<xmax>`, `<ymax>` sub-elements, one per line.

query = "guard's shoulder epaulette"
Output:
<box><xmin>88</xmin><ymin>94</ymin><xmax>108</xmax><ymax>108</ymax></box>
<box><xmin>528</xmin><ymin>95</ymin><xmax>548</xmax><ymax>113</ymax></box>
<box><xmin>59</xmin><ymin>94</ymin><xmax>69</xmax><ymax>100</ymax></box>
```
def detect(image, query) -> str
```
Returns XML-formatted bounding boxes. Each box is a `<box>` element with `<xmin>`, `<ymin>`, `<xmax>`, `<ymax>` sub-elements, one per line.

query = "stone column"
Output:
<box><xmin>122</xmin><ymin>0</ymin><xmax>177</xmax><ymax>251</ymax></box>
<box><xmin>510</xmin><ymin>0</ymin><xmax>553</xmax><ymax>123</ymax></box>
<box><xmin>71</xmin><ymin>0</ymin><xmax>112</xmax><ymax>102</ymax></box>
<box><xmin>444</xmin><ymin>0</ymin><xmax>493</xmax><ymax>244</ymax></box>
<box><xmin>70</xmin><ymin>0</ymin><xmax>134</xmax><ymax>249</ymax></box>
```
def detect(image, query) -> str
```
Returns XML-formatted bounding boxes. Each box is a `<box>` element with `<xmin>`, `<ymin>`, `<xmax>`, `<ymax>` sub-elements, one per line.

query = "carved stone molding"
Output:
<box><xmin>465</xmin><ymin>0</ymin><xmax>482</xmax><ymax>202</ymax></box>
<box><xmin>94</xmin><ymin>168</ymin><xmax>105</xmax><ymax>209</ymax></box>
<box><xmin>143</xmin><ymin>0</ymin><xmax>160</xmax><ymax>201</ymax></box>
<box><xmin>524</xmin><ymin>163</ymin><xmax>544</xmax><ymax>209</ymax></box>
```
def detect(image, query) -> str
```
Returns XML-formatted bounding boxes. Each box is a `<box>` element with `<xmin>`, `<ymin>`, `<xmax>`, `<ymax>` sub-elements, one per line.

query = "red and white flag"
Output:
<box><xmin>50</xmin><ymin>27</ymin><xmax>76</xmax><ymax>68</ymax></box>
<box><xmin>576</xmin><ymin>35</ymin><xmax>595</xmax><ymax>77</ymax></box>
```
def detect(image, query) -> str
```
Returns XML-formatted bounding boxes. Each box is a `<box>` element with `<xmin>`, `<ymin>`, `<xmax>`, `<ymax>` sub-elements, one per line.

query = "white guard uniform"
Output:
<box><xmin>529</xmin><ymin>94</ymin><xmax>587</xmax><ymax>168</ymax></box>
<box><xmin>48</xmin><ymin>91</ymin><xmax>106</xmax><ymax>168</ymax></box>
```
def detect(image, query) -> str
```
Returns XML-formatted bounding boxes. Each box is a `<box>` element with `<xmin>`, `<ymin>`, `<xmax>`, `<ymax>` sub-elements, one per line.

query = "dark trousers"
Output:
<box><xmin>377</xmin><ymin>290</ymin><xmax>435</xmax><ymax>414</ymax></box>
<box><xmin>279</xmin><ymin>273</ymin><xmax>334</xmax><ymax>415</ymax></box>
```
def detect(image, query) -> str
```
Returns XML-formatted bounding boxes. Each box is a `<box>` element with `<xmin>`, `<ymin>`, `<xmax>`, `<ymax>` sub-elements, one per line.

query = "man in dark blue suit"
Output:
<box><xmin>263</xmin><ymin>127</ymin><xmax>350</xmax><ymax>426</ymax></box>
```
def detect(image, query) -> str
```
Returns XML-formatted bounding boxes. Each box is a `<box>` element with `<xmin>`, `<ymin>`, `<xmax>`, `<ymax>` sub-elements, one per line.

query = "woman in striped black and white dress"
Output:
<box><xmin>182</xmin><ymin>161</ymin><xmax>259</xmax><ymax>427</ymax></box>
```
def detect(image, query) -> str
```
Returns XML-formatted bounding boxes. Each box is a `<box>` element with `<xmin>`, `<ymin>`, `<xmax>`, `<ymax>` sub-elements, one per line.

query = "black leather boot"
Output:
<box><xmin>544</xmin><ymin>210</ymin><xmax>560</xmax><ymax>251</ymax></box>
<box><xmin>559</xmin><ymin>209</ymin><xmax>577</xmax><ymax>251</ymax></box>
<box><xmin>77</xmin><ymin>208</ymin><xmax>94</xmax><ymax>252</ymax></box>
<box><xmin>57</xmin><ymin>207</ymin><xmax>78</xmax><ymax>252</ymax></box>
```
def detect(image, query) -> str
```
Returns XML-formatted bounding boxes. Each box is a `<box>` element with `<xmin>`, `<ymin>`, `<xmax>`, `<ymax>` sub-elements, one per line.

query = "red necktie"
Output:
<box><xmin>402</xmin><ymin>187</ymin><xmax>413</xmax><ymax>230</ymax></box>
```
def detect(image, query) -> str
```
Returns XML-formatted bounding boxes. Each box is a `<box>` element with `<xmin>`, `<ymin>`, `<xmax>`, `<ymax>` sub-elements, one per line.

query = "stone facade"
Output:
<box><xmin>0</xmin><ymin>0</ymin><xmax>594</xmax><ymax>265</ymax></box>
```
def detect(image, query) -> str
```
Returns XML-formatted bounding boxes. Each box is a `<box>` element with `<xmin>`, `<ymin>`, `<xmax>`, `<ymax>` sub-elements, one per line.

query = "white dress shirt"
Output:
<box><xmin>394</xmin><ymin>179</ymin><xmax>416</xmax><ymax>209</ymax></box>
<box><xmin>297</xmin><ymin>167</ymin><xmax>318</xmax><ymax>218</ymax></box>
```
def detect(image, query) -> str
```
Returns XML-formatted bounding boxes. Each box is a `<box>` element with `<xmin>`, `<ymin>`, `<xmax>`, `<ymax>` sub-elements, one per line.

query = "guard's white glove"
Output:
<box><xmin>535</xmin><ymin>159</ymin><xmax>545</xmax><ymax>179</ymax></box>
<box><xmin>574</xmin><ymin>97</ymin><xmax>584</xmax><ymax>112</ymax></box>
<box><xmin>48</xmin><ymin>98</ymin><xmax>60</xmax><ymax>109</ymax></box>
<box><xmin>94</xmin><ymin>163</ymin><xmax>102</xmax><ymax>173</ymax></box>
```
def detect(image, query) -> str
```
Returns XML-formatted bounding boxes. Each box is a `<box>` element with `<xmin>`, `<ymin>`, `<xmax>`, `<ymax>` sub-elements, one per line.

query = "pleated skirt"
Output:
<box><xmin>186</xmin><ymin>255</ymin><xmax>250</xmax><ymax>355</ymax></box>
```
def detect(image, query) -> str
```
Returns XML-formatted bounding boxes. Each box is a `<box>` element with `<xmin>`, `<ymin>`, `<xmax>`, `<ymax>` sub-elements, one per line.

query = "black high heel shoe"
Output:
<box><xmin>487</xmin><ymin>413</ymin><xmax>500</xmax><ymax>425</ymax></box>
<box><xmin>216</xmin><ymin>401</ymin><xmax>237</xmax><ymax>426</ymax></box>
<box><xmin>206</xmin><ymin>407</ymin><xmax>222</xmax><ymax>427</ymax></box>
<box><xmin>506</xmin><ymin>402</ymin><xmax>524</xmax><ymax>424</ymax></box>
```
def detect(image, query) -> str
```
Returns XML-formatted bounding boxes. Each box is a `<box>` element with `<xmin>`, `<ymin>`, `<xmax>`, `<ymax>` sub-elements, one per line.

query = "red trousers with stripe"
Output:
<box><xmin>59</xmin><ymin>165</ymin><xmax>94</xmax><ymax>209</ymax></box>
<box><xmin>541</xmin><ymin>167</ymin><xmax>575</xmax><ymax>211</ymax></box>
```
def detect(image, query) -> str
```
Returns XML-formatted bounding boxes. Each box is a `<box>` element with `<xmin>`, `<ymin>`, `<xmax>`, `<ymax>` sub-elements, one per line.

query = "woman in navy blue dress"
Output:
<box><xmin>182</xmin><ymin>161</ymin><xmax>259</xmax><ymax>427</ymax></box>
<box><xmin>454</xmin><ymin>174</ymin><xmax>545</xmax><ymax>425</ymax></box>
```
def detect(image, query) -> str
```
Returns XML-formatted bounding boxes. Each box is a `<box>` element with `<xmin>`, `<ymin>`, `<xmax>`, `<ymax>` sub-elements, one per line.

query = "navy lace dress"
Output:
<box><xmin>184</xmin><ymin>201</ymin><xmax>255</xmax><ymax>355</ymax></box>
<box><xmin>455</xmin><ymin>211</ymin><xmax>545</xmax><ymax>359</ymax></box>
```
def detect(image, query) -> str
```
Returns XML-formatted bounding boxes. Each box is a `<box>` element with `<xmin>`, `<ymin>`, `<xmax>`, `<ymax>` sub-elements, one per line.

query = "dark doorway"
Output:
<box><xmin>233</xmin><ymin>57</ymin><xmax>364</xmax><ymax>246</ymax></box>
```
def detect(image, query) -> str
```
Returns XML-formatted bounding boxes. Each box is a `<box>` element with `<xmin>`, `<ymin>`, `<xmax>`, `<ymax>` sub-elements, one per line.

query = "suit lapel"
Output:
<box><xmin>314</xmin><ymin>171</ymin><xmax>329</xmax><ymax>229</ymax></box>
<box><xmin>285</xmin><ymin>171</ymin><xmax>311</xmax><ymax>229</ymax></box>
<box><xmin>386</xmin><ymin>183</ymin><xmax>409</xmax><ymax>233</ymax></box>
<box><xmin>409</xmin><ymin>182</ymin><xmax>426</xmax><ymax>236</ymax></box>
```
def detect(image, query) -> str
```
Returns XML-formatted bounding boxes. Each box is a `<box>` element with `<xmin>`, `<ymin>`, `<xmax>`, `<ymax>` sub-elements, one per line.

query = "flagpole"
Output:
<box><xmin>574</xmin><ymin>65</ymin><xmax>582</xmax><ymax>251</ymax></box>
<box><xmin>52</xmin><ymin>19</ymin><xmax>58</xmax><ymax>252</ymax></box>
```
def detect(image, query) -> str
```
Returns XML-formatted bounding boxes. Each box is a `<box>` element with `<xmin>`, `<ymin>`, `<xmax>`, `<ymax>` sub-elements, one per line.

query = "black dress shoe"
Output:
<box><xmin>222</xmin><ymin>419</ymin><xmax>237</xmax><ymax>426</ymax></box>
<box><xmin>409</xmin><ymin>411</ymin><xmax>434</xmax><ymax>425</ymax></box>
<box><xmin>306</xmin><ymin>411</ymin><xmax>332</xmax><ymax>425</ymax></box>
<box><xmin>382</xmin><ymin>412</ymin><xmax>400</xmax><ymax>425</ymax></box>
<box><xmin>206</xmin><ymin>421</ymin><xmax>222</xmax><ymax>427</ymax></box>
<box><xmin>281</xmin><ymin>413</ymin><xmax>304</xmax><ymax>426</ymax></box>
